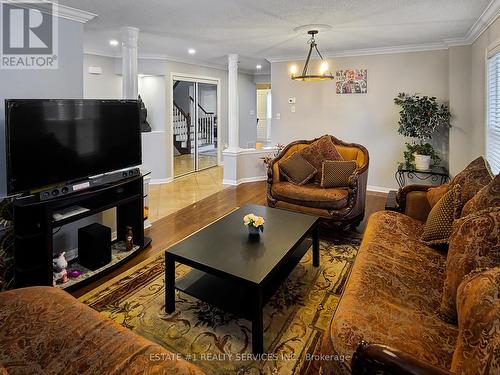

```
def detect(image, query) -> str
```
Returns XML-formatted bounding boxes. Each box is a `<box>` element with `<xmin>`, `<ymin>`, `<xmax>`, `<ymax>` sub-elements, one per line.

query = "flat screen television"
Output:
<box><xmin>5</xmin><ymin>99</ymin><xmax>142</xmax><ymax>194</ymax></box>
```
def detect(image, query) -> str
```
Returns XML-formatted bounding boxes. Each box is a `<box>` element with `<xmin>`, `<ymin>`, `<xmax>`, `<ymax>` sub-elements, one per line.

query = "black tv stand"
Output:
<box><xmin>13</xmin><ymin>174</ymin><xmax>150</xmax><ymax>292</ymax></box>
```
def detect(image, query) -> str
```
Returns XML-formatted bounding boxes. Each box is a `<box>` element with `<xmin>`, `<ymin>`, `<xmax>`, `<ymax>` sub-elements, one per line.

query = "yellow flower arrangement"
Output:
<box><xmin>243</xmin><ymin>213</ymin><xmax>265</xmax><ymax>232</ymax></box>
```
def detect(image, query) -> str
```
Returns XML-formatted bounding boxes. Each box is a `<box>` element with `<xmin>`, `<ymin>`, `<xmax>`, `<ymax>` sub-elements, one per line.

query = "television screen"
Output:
<box><xmin>5</xmin><ymin>99</ymin><xmax>142</xmax><ymax>194</ymax></box>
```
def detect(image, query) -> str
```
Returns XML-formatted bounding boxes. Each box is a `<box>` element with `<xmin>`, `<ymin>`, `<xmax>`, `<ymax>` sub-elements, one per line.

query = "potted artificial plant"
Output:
<box><xmin>394</xmin><ymin>93</ymin><xmax>451</xmax><ymax>170</ymax></box>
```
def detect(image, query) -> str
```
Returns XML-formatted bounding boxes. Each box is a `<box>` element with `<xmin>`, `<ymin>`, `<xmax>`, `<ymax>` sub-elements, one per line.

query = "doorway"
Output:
<box><xmin>256</xmin><ymin>83</ymin><xmax>272</xmax><ymax>144</ymax></box>
<box><xmin>171</xmin><ymin>75</ymin><xmax>219</xmax><ymax>178</ymax></box>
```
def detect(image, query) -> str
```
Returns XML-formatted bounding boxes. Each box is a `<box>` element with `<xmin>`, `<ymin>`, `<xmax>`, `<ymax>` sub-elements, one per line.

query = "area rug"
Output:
<box><xmin>80</xmin><ymin>234</ymin><xmax>361</xmax><ymax>375</ymax></box>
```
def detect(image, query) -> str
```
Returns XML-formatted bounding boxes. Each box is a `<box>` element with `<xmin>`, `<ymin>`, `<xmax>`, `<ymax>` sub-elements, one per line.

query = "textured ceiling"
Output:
<box><xmin>60</xmin><ymin>0</ymin><xmax>493</xmax><ymax>73</ymax></box>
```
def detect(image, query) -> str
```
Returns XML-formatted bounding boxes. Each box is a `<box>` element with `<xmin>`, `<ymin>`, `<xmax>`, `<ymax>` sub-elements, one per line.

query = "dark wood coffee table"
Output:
<box><xmin>165</xmin><ymin>204</ymin><xmax>319</xmax><ymax>354</ymax></box>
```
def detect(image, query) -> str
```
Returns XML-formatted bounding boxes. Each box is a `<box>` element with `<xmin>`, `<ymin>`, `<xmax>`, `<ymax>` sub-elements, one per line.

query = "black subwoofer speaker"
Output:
<box><xmin>78</xmin><ymin>223</ymin><xmax>112</xmax><ymax>270</ymax></box>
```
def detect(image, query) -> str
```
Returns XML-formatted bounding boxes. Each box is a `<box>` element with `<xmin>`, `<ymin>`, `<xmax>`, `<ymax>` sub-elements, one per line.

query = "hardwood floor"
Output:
<box><xmin>73</xmin><ymin>182</ymin><xmax>386</xmax><ymax>298</ymax></box>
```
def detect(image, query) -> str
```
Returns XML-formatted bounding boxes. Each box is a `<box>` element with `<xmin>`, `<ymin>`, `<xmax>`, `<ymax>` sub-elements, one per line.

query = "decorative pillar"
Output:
<box><xmin>121</xmin><ymin>26</ymin><xmax>139</xmax><ymax>99</ymax></box>
<box><xmin>227</xmin><ymin>54</ymin><xmax>239</xmax><ymax>150</ymax></box>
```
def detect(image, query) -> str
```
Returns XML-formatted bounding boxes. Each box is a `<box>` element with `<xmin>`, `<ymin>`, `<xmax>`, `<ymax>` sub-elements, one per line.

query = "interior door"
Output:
<box><xmin>173</xmin><ymin>78</ymin><xmax>218</xmax><ymax>177</ymax></box>
<box><xmin>196</xmin><ymin>82</ymin><xmax>218</xmax><ymax>170</ymax></box>
<box><xmin>172</xmin><ymin>80</ymin><xmax>196</xmax><ymax>177</ymax></box>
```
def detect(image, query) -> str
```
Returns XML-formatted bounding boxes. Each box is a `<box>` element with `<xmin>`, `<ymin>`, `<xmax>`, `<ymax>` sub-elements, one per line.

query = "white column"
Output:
<box><xmin>227</xmin><ymin>53</ymin><xmax>240</xmax><ymax>150</ymax></box>
<box><xmin>121</xmin><ymin>26</ymin><xmax>139</xmax><ymax>99</ymax></box>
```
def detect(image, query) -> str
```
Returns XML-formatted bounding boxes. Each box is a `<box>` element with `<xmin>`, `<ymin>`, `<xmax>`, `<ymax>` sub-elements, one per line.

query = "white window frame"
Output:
<box><xmin>486</xmin><ymin>43</ymin><xmax>500</xmax><ymax>175</ymax></box>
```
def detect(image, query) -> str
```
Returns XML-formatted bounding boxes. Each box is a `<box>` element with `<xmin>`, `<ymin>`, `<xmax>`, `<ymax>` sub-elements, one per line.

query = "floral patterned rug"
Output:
<box><xmin>80</xmin><ymin>234</ymin><xmax>360</xmax><ymax>375</ymax></box>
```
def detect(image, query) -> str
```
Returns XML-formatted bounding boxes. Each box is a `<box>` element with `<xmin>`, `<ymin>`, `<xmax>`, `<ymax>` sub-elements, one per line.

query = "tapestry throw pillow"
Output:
<box><xmin>300</xmin><ymin>136</ymin><xmax>343</xmax><ymax>182</ymax></box>
<box><xmin>426</xmin><ymin>183</ymin><xmax>451</xmax><ymax>208</ymax></box>
<box><xmin>321</xmin><ymin>160</ymin><xmax>357</xmax><ymax>188</ymax></box>
<box><xmin>461</xmin><ymin>174</ymin><xmax>500</xmax><ymax>218</ymax></box>
<box><xmin>451</xmin><ymin>267</ymin><xmax>500</xmax><ymax>375</ymax></box>
<box><xmin>440</xmin><ymin>206</ymin><xmax>500</xmax><ymax>322</ymax></box>
<box><xmin>451</xmin><ymin>156</ymin><xmax>493</xmax><ymax>206</ymax></box>
<box><xmin>278</xmin><ymin>152</ymin><xmax>317</xmax><ymax>185</ymax></box>
<box><xmin>421</xmin><ymin>184</ymin><xmax>462</xmax><ymax>245</ymax></box>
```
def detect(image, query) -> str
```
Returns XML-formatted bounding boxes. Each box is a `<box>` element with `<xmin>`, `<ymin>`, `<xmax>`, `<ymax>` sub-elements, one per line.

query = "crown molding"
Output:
<box><xmin>2</xmin><ymin>0</ymin><xmax>97</xmax><ymax>23</ymax></box>
<box><xmin>464</xmin><ymin>0</ymin><xmax>500</xmax><ymax>43</ymax></box>
<box><xmin>84</xmin><ymin>50</ymin><xmax>271</xmax><ymax>75</ymax></box>
<box><xmin>268</xmin><ymin>0</ymin><xmax>500</xmax><ymax>63</ymax></box>
<box><xmin>267</xmin><ymin>42</ymin><xmax>449</xmax><ymax>63</ymax></box>
<box><xmin>84</xmin><ymin>50</ymin><xmax>228</xmax><ymax>71</ymax></box>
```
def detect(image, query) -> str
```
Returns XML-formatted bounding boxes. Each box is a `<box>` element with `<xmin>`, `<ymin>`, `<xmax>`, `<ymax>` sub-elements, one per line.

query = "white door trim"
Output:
<box><xmin>169</xmin><ymin>73</ymin><xmax>222</xmax><ymax>178</ymax></box>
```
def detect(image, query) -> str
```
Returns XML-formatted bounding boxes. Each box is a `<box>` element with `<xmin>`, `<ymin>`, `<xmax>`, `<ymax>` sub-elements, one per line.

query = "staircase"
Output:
<box><xmin>173</xmin><ymin>103</ymin><xmax>192</xmax><ymax>155</ymax></box>
<box><xmin>172</xmin><ymin>97</ymin><xmax>217</xmax><ymax>155</ymax></box>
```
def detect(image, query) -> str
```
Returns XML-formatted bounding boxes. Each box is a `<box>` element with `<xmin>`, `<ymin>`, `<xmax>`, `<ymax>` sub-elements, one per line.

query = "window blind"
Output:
<box><xmin>487</xmin><ymin>53</ymin><xmax>500</xmax><ymax>174</ymax></box>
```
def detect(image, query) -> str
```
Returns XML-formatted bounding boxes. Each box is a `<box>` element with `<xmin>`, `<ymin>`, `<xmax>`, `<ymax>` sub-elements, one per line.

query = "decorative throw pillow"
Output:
<box><xmin>278</xmin><ymin>152</ymin><xmax>317</xmax><ymax>185</ymax></box>
<box><xmin>451</xmin><ymin>267</ymin><xmax>500</xmax><ymax>374</ymax></box>
<box><xmin>450</xmin><ymin>156</ymin><xmax>493</xmax><ymax>205</ymax></box>
<box><xmin>421</xmin><ymin>184</ymin><xmax>462</xmax><ymax>245</ymax></box>
<box><xmin>426</xmin><ymin>183</ymin><xmax>451</xmax><ymax>208</ymax></box>
<box><xmin>440</xmin><ymin>207</ymin><xmax>500</xmax><ymax>322</ymax></box>
<box><xmin>321</xmin><ymin>160</ymin><xmax>357</xmax><ymax>188</ymax></box>
<box><xmin>300</xmin><ymin>136</ymin><xmax>343</xmax><ymax>182</ymax></box>
<box><xmin>461</xmin><ymin>174</ymin><xmax>500</xmax><ymax>218</ymax></box>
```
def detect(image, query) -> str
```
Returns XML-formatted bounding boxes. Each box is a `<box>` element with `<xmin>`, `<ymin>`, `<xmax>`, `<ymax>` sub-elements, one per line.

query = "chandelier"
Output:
<box><xmin>290</xmin><ymin>30</ymin><xmax>334</xmax><ymax>81</ymax></box>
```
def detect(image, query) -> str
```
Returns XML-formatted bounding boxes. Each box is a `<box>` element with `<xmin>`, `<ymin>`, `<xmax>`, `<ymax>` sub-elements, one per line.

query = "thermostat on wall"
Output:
<box><xmin>288</xmin><ymin>97</ymin><xmax>296</xmax><ymax>104</ymax></box>
<box><xmin>88</xmin><ymin>66</ymin><xmax>103</xmax><ymax>75</ymax></box>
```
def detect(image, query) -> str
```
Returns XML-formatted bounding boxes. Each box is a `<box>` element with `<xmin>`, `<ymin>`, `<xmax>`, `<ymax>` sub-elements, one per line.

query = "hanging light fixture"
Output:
<box><xmin>291</xmin><ymin>30</ymin><xmax>334</xmax><ymax>81</ymax></box>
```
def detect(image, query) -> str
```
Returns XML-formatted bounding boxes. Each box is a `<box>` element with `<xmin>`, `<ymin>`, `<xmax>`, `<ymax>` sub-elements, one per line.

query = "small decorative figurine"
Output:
<box><xmin>138</xmin><ymin>95</ymin><xmax>151</xmax><ymax>132</ymax></box>
<box><xmin>67</xmin><ymin>269</ymin><xmax>81</xmax><ymax>279</ymax></box>
<box><xmin>125</xmin><ymin>226</ymin><xmax>134</xmax><ymax>251</ymax></box>
<box><xmin>53</xmin><ymin>252</ymin><xmax>68</xmax><ymax>285</ymax></box>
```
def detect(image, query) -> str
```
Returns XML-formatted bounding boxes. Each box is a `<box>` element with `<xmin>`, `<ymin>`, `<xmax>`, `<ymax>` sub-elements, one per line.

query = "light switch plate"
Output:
<box><xmin>291</xmin><ymin>105</ymin><xmax>296</xmax><ymax>113</ymax></box>
<box><xmin>276</xmin><ymin>112</ymin><xmax>281</xmax><ymax>120</ymax></box>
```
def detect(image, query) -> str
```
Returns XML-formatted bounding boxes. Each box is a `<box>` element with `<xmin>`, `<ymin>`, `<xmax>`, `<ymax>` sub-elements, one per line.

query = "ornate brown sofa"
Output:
<box><xmin>267</xmin><ymin>135</ymin><xmax>369</xmax><ymax>227</ymax></box>
<box><xmin>0</xmin><ymin>286</ymin><xmax>205</xmax><ymax>375</ymax></box>
<box><xmin>320</xmin><ymin>157</ymin><xmax>499</xmax><ymax>374</ymax></box>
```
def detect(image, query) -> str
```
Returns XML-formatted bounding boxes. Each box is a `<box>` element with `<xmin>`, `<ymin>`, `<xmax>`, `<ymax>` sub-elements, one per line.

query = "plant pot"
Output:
<box><xmin>414</xmin><ymin>154</ymin><xmax>431</xmax><ymax>171</ymax></box>
<box><xmin>248</xmin><ymin>225</ymin><xmax>261</xmax><ymax>237</ymax></box>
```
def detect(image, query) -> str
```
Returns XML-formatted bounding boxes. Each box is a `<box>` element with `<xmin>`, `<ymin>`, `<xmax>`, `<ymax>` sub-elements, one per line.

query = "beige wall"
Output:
<box><xmin>271</xmin><ymin>50</ymin><xmax>450</xmax><ymax>189</ymax></box>
<box><xmin>83</xmin><ymin>54</ymin><xmax>121</xmax><ymax>99</ymax></box>
<box><xmin>448</xmin><ymin>45</ymin><xmax>472</xmax><ymax>175</ymax></box>
<box><xmin>469</xmin><ymin>16</ymin><xmax>500</xmax><ymax>171</ymax></box>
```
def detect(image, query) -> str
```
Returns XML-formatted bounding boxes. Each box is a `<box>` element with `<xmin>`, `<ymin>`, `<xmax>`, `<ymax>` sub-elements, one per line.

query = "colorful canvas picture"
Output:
<box><xmin>336</xmin><ymin>69</ymin><xmax>367</xmax><ymax>94</ymax></box>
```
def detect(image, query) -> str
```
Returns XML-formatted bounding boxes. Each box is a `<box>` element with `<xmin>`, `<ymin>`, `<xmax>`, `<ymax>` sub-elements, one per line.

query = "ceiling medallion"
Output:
<box><xmin>290</xmin><ymin>30</ymin><xmax>333</xmax><ymax>82</ymax></box>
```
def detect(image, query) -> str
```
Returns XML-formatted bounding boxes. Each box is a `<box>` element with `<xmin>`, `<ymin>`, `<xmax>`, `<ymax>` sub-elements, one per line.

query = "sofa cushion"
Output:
<box><xmin>271</xmin><ymin>182</ymin><xmax>348</xmax><ymax>209</ymax></box>
<box><xmin>451</xmin><ymin>267</ymin><xmax>500</xmax><ymax>375</ymax></box>
<box><xmin>461</xmin><ymin>173</ymin><xmax>500</xmax><ymax>218</ymax></box>
<box><xmin>440</xmin><ymin>207</ymin><xmax>500</xmax><ymax>322</ymax></box>
<box><xmin>278</xmin><ymin>152</ymin><xmax>317</xmax><ymax>185</ymax></box>
<box><xmin>426</xmin><ymin>183</ymin><xmax>451</xmax><ymax>208</ymax></box>
<box><xmin>421</xmin><ymin>184</ymin><xmax>462</xmax><ymax>245</ymax></box>
<box><xmin>322</xmin><ymin>211</ymin><xmax>458</xmax><ymax>374</ymax></box>
<box><xmin>320</xmin><ymin>160</ymin><xmax>357</xmax><ymax>188</ymax></box>
<box><xmin>300</xmin><ymin>136</ymin><xmax>343</xmax><ymax>182</ymax></box>
<box><xmin>451</xmin><ymin>156</ymin><xmax>493</xmax><ymax>205</ymax></box>
<box><xmin>0</xmin><ymin>286</ymin><xmax>204</xmax><ymax>375</ymax></box>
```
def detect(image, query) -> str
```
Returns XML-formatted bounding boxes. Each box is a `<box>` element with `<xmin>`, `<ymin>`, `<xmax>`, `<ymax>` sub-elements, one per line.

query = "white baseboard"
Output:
<box><xmin>367</xmin><ymin>185</ymin><xmax>393</xmax><ymax>194</ymax></box>
<box><xmin>223</xmin><ymin>176</ymin><xmax>268</xmax><ymax>186</ymax></box>
<box><xmin>150</xmin><ymin>177</ymin><xmax>173</xmax><ymax>185</ymax></box>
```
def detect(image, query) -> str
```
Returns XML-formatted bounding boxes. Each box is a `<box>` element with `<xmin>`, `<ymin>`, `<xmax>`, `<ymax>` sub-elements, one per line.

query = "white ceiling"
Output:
<box><xmin>60</xmin><ymin>0</ymin><xmax>495</xmax><ymax>73</ymax></box>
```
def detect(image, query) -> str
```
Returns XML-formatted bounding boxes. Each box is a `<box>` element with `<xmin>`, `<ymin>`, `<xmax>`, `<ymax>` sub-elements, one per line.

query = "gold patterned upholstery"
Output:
<box><xmin>421</xmin><ymin>184</ymin><xmax>462</xmax><ymax>245</ymax></box>
<box><xmin>451</xmin><ymin>267</ymin><xmax>500</xmax><ymax>374</ymax></box>
<box><xmin>321</xmin><ymin>211</ymin><xmax>458</xmax><ymax>374</ymax></box>
<box><xmin>271</xmin><ymin>182</ymin><xmax>348</xmax><ymax>209</ymax></box>
<box><xmin>321</xmin><ymin>161</ymin><xmax>357</xmax><ymax>188</ymax></box>
<box><xmin>268</xmin><ymin>135</ymin><xmax>369</xmax><ymax>226</ymax></box>
<box><xmin>0</xmin><ymin>286</ymin><xmax>205</xmax><ymax>375</ymax></box>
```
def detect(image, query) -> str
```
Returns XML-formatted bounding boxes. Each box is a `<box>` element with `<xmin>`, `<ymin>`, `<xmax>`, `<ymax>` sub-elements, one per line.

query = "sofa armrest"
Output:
<box><xmin>396</xmin><ymin>184</ymin><xmax>433</xmax><ymax>221</ymax></box>
<box><xmin>351</xmin><ymin>342</ymin><xmax>453</xmax><ymax>375</ymax></box>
